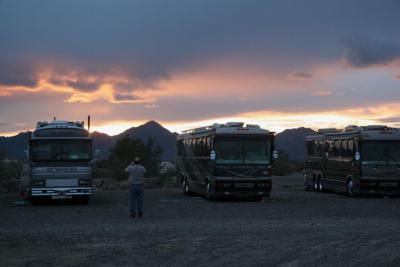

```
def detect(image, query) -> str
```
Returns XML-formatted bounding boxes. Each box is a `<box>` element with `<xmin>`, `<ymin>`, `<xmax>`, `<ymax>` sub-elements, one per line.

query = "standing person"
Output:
<box><xmin>125</xmin><ymin>157</ymin><xmax>147</xmax><ymax>218</ymax></box>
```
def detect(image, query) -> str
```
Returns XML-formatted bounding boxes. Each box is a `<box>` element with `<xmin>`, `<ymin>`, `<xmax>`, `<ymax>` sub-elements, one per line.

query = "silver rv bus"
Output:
<box><xmin>305</xmin><ymin>125</ymin><xmax>400</xmax><ymax>196</ymax></box>
<box><xmin>176</xmin><ymin>122</ymin><xmax>277</xmax><ymax>200</ymax></box>
<box><xmin>22</xmin><ymin>120</ymin><xmax>94</xmax><ymax>203</ymax></box>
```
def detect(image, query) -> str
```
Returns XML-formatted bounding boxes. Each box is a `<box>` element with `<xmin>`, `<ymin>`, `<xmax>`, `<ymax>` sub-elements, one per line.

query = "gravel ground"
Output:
<box><xmin>1</xmin><ymin>176</ymin><xmax>400</xmax><ymax>267</ymax></box>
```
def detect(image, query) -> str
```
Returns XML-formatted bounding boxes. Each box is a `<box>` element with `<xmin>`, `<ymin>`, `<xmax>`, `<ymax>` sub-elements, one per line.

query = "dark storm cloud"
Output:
<box><xmin>113</xmin><ymin>93</ymin><xmax>141</xmax><ymax>102</ymax></box>
<box><xmin>1</xmin><ymin>0</ymin><xmax>400</xmax><ymax>132</ymax></box>
<box><xmin>291</xmin><ymin>72</ymin><xmax>313</xmax><ymax>79</ymax></box>
<box><xmin>1</xmin><ymin>0</ymin><xmax>399</xmax><ymax>85</ymax></box>
<box><xmin>0</xmin><ymin>62</ymin><xmax>38</xmax><ymax>87</ymax></box>
<box><xmin>344</xmin><ymin>38</ymin><xmax>400</xmax><ymax>68</ymax></box>
<box><xmin>114</xmin><ymin>80</ymin><xmax>160</xmax><ymax>93</ymax></box>
<box><xmin>114</xmin><ymin>82</ymin><xmax>132</xmax><ymax>93</ymax></box>
<box><xmin>65</xmin><ymin>80</ymin><xmax>100</xmax><ymax>92</ymax></box>
<box><xmin>48</xmin><ymin>78</ymin><xmax>101</xmax><ymax>92</ymax></box>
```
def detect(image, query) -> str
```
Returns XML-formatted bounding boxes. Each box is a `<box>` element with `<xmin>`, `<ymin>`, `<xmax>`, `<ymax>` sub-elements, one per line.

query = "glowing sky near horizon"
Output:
<box><xmin>1</xmin><ymin>0</ymin><xmax>400</xmax><ymax>136</ymax></box>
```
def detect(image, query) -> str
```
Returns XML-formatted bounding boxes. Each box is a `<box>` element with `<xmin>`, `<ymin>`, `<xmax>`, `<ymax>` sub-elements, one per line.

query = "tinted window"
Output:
<box><xmin>307</xmin><ymin>141</ymin><xmax>314</xmax><ymax>156</ymax></box>
<box><xmin>326</xmin><ymin>140</ymin><xmax>334</xmax><ymax>157</ymax></box>
<box><xmin>342</xmin><ymin>140</ymin><xmax>348</xmax><ymax>156</ymax></box>
<box><xmin>348</xmin><ymin>139</ymin><xmax>354</xmax><ymax>155</ymax></box>
<box><xmin>215</xmin><ymin>137</ymin><xmax>270</xmax><ymax>164</ymax></box>
<box><xmin>34</xmin><ymin>128</ymin><xmax>89</xmax><ymax>137</ymax></box>
<box><xmin>334</xmin><ymin>140</ymin><xmax>341</xmax><ymax>157</ymax></box>
<box><xmin>31</xmin><ymin>140</ymin><xmax>91</xmax><ymax>161</ymax></box>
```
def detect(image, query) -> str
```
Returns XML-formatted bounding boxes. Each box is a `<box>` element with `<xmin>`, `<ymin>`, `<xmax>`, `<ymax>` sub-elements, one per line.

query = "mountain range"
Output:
<box><xmin>0</xmin><ymin>121</ymin><xmax>315</xmax><ymax>162</ymax></box>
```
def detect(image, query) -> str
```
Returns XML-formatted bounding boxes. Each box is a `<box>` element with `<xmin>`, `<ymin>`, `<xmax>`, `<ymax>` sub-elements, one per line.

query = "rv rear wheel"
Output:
<box><xmin>182</xmin><ymin>178</ymin><xmax>189</xmax><ymax>195</ymax></box>
<box><xmin>205</xmin><ymin>182</ymin><xmax>214</xmax><ymax>200</ymax></box>
<box><xmin>347</xmin><ymin>179</ymin><xmax>355</xmax><ymax>197</ymax></box>
<box><xmin>313</xmin><ymin>178</ymin><xmax>318</xmax><ymax>191</ymax></box>
<box><xmin>318</xmin><ymin>178</ymin><xmax>323</xmax><ymax>192</ymax></box>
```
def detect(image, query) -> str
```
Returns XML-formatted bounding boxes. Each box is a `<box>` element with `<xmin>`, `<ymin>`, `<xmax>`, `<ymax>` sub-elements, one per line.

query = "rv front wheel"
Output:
<box><xmin>347</xmin><ymin>179</ymin><xmax>355</xmax><ymax>197</ymax></box>
<box><xmin>182</xmin><ymin>178</ymin><xmax>189</xmax><ymax>195</ymax></box>
<box><xmin>205</xmin><ymin>182</ymin><xmax>214</xmax><ymax>200</ymax></box>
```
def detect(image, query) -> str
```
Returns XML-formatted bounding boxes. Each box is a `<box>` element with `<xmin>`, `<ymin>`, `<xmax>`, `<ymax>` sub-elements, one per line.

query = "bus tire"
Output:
<box><xmin>317</xmin><ymin>177</ymin><xmax>324</xmax><ymax>192</ymax></box>
<box><xmin>182</xmin><ymin>177</ymin><xmax>189</xmax><ymax>195</ymax></box>
<box><xmin>183</xmin><ymin>177</ymin><xmax>193</xmax><ymax>196</ymax></box>
<box><xmin>313</xmin><ymin>177</ymin><xmax>318</xmax><ymax>191</ymax></box>
<box><xmin>347</xmin><ymin>179</ymin><xmax>355</xmax><ymax>197</ymax></box>
<box><xmin>205</xmin><ymin>181</ymin><xmax>214</xmax><ymax>201</ymax></box>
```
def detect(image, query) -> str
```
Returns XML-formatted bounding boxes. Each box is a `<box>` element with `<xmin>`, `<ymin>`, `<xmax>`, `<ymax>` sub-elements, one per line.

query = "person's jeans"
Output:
<box><xmin>129</xmin><ymin>184</ymin><xmax>144</xmax><ymax>216</ymax></box>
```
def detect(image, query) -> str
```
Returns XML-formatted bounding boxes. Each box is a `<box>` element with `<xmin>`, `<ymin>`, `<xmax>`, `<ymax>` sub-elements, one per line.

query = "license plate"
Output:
<box><xmin>51</xmin><ymin>195</ymin><xmax>70</xmax><ymax>199</ymax></box>
<box><xmin>234</xmin><ymin>183</ymin><xmax>254</xmax><ymax>188</ymax></box>
<box><xmin>380</xmin><ymin>182</ymin><xmax>398</xmax><ymax>187</ymax></box>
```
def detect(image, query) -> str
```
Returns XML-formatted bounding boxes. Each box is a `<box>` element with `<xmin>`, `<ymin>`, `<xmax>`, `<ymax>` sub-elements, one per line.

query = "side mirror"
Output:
<box><xmin>273</xmin><ymin>150</ymin><xmax>278</xmax><ymax>160</ymax></box>
<box><xmin>24</xmin><ymin>150</ymin><xmax>29</xmax><ymax>159</ymax></box>
<box><xmin>210</xmin><ymin>150</ymin><xmax>216</xmax><ymax>160</ymax></box>
<box><xmin>355</xmin><ymin>152</ymin><xmax>360</xmax><ymax>161</ymax></box>
<box><xmin>94</xmin><ymin>149</ymin><xmax>101</xmax><ymax>159</ymax></box>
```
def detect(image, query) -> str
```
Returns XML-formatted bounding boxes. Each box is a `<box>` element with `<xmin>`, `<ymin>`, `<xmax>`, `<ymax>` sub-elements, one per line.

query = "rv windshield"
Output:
<box><xmin>31</xmin><ymin>140</ymin><xmax>91</xmax><ymax>161</ymax></box>
<box><xmin>215</xmin><ymin>137</ymin><xmax>270</xmax><ymax>164</ymax></box>
<box><xmin>361</xmin><ymin>141</ymin><xmax>400</xmax><ymax>164</ymax></box>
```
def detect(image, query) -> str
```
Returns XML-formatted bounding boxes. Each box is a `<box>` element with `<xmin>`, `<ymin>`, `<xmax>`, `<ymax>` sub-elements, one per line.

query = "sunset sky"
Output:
<box><xmin>1</xmin><ymin>0</ymin><xmax>400</xmax><ymax>136</ymax></box>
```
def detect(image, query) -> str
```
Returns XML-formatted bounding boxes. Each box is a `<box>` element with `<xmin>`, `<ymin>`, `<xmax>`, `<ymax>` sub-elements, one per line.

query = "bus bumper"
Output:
<box><xmin>212</xmin><ymin>177</ymin><xmax>272</xmax><ymax>198</ymax></box>
<box><xmin>30</xmin><ymin>187</ymin><xmax>93</xmax><ymax>199</ymax></box>
<box><xmin>359</xmin><ymin>180</ymin><xmax>400</xmax><ymax>196</ymax></box>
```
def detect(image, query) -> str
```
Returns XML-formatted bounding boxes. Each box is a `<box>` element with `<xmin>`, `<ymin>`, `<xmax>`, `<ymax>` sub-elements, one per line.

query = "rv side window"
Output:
<box><xmin>177</xmin><ymin>141</ymin><xmax>181</xmax><ymax>156</ymax></box>
<box><xmin>307</xmin><ymin>141</ymin><xmax>314</xmax><ymax>156</ymax></box>
<box><xmin>342</xmin><ymin>140</ymin><xmax>348</xmax><ymax>157</ymax></box>
<box><xmin>326</xmin><ymin>140</ymin><xmax>334</xmax><ymax>156</ymax></box>
<box><xmin>195</xmin><ymin>138</ymin><xmax>199</xmax><ymax>156</ymax></box>
<box><xmin>185</xmin><ymin>139</ymin><xmax>190</xmax><ymax>155</ymax></box>
<box><xmin>192</xmin><ymin>139</ymin><xmax>196</xmax><ymax>156</ymax></box>
<box><xmin>317</xmin><ymin>140</ymin><xmax>324</xmax><ymax>156</ymax></box>
<box><xmin>334</xmin><ymin>140</ymin><xmax>341</xmax><ymax>157</ymax></box>
<box><xmin>307</xmin><ymin>140</ymin><xmax>323</xmax><ymax>157</ymax></box>
<box><xmin>348</xmin><ymin>139</ymin><xmax>354</xmax><ymax>155</ymax></box>
<box><xmin>199</xmin><ymin>138</ymin><xmax>205</xmax><ymax>156</ymax></box>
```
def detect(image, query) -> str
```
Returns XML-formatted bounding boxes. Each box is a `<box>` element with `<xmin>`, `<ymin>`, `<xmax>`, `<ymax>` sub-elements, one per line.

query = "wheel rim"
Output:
<box><xmin>206</xmin><ymin>183</ymin><xmax>210</xmax><ymax>198</ymax></box>
<box><xmin>182</xmin><ymin>179</ymin><xmax>188</xmax><ymax>193</ymax></box>
<box><xmin>347</xmin><ymin>180</ymin><xmax>354</xmax><ymax>195</ymax></box>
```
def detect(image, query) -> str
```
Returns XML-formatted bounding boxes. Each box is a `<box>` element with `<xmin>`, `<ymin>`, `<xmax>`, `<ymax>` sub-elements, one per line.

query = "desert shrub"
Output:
<box><xmin>106</xmin><ymin>136</ymin><xmax>163</xmax><ymax>180</ymax></box>
<box><xmin>273</xmin><ymin>150</ymin><xmax>304</xmax><ymax>176</ymax></box>
<box><xmin>0</xmin><ymin>151</ymin><xmax>22</xmax><ymax>192</ymax></box>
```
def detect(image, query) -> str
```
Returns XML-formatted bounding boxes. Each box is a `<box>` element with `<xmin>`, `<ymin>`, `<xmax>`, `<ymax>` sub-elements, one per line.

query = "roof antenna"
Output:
<box><xmin>88</xmin><ymin>115</ymin><xmax>91</xmax><ymax>132</ymax></box>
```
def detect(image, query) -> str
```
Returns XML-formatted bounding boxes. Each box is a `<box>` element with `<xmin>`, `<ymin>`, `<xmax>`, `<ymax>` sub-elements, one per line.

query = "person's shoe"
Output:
<box><xmin>138</xmin><ymin>213</ymin><xmax>143</xmax><ymax>218</ymax></box>
<box><xmin>129</xmin><ymin>214</ymin><xmax>136</xmax><ymax>218</ymax></box>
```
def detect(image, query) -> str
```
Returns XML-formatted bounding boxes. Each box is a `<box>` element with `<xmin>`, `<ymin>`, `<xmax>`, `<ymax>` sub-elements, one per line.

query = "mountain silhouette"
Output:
<box><xmin>275</xmin><ymin>127</ymin><xmax>316</xmax><ymax>160</ymax></box>
<box><xmin>0</xmin><ymin>122</ymin><xmax>314</xmax><ymax>162</ymax></box>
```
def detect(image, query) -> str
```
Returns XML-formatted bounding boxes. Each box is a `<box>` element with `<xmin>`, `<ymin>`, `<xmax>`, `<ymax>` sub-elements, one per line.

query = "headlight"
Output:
<box><xmin>79</xmin><ymin>179</ymin><xmax>89</xmax><ymax>186</ymax></box>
